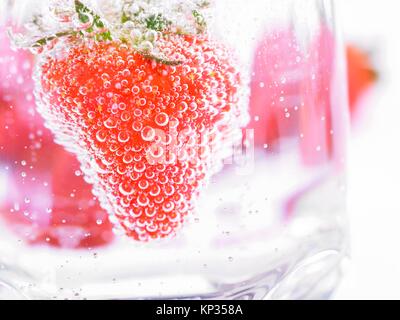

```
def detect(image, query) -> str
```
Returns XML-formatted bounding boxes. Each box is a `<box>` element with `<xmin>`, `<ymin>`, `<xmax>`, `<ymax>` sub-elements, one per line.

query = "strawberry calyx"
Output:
<box><xmin>73</xmin><ymin>0</ymin><xmax>112</xmax><ymax>41</ymax></box>
<box><xmin>12</xmin><ymin>0</ymin><xmax>212</xmax><ymax>66</ymax></box>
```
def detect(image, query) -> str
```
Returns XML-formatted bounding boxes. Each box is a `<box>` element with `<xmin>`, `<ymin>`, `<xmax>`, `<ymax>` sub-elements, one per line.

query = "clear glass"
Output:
<box><xmin>0</xmin><ymin>0</ymin><xmax>348</xmax><ymax>300</ymax></box>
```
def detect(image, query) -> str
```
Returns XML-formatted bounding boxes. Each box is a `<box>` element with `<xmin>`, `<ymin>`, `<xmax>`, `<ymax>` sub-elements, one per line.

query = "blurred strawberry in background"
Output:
<box><xmin>3</xmin><ymin>149</ymin><xmax>114</xmax><ymax>248</ymax></box>
<box><xmin>249</xmin><ymin>27</ymin><xmax>378</xmax><ymax>161</ymax></box>
<box><xmin>248</xmin><ymin>29</ymin><xmax>302</xmax><ymax>151</ymax></box>
<box><xmin>0</xmin><ymin>25</ymin><xmax>114</xmax><ymax>249</ymax></box>
<box><xmin>0</xmin><ymin>25</ymin><xmax>37</xmax><ymax>161</ymax></box>
<box><xmin>298</xmin><ymin>26</ymin><xmax>335</xmax><ymax>166</ymax></box>
<box><xmin>347</xmin><ymin>45</ymin><xmax>378</xmax><ymax>121</ymax></box>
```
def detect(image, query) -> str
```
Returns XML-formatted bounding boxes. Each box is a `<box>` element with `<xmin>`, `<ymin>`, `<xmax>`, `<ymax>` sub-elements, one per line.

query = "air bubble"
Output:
<box><xmin>122</xmin><ymin>153</ymin><xmax>134</xmax><ymax>164</ymax></box>
<box><xmin>141</xmin><ymin>126</ymin><xmax>155</xmax><ymax>142</ymax></box>
<box><xmin>119</xmin><ymin>183</ymin><xmax>135</xmax><ymax>196</ymax></box>
<box><xmin>121</xmin><ymin>111</ymin><xmax>131</xmax><ymax>122</ymax></box>
<box><xmin>138</xmin><ymin>179</ymin><xmax>149</xmax><ymax>190</ymax></box>
<box><xmin>132</xmin><ymin>121</ymin><xmax>143</xmax><ymax>132</ymax></box>
<box><xmin>155</xmin><ymin>113</ymin><xmax>169</xmax><ymax>127</ymax></box>
<box><xmin>104</xmin><ymin>118</ymin><xmax>117</xmax><ymax>129</ymax></box>
<box><xmin>118</xmin><ymin>131</ymin><xmax>130</xmax><ymax>143</ymax></box>
<box><xmin>162</xmin><ymin>201</ymin><xmax>175</xmax><ymax>213</ymax></box>
<box><xmin>139</xmin><ymin>41</ymin><xmax>153</xmax><ymax>52</ymax></box>
<box><xmin>178</xmin><ymin>102</ymin><xmax>188</xmax><ymax>113</ymax></box>
<box><xmin>137</xmin><ymin>194</ymin><xmax>150</xmax><ymax>207</ymax></box>
<box><xmin>79</xmin><ymin>87</ymin><xmax>88</xmax><ymax>96</ymax></box>
<box><xmin>150</xmin><ymin>184</ymin><xmax>161</xmax><ymax>197</ymax></box>
<box><xmin>96</xmin><ymin>130</ymin><xmax>107</xmax><ymax>143</ymax></box>
<box><xmin>130</xmin><ymin>29</ymin><xmax>142</xmax><ymax>42</ymax></box>
<box><xmin>131</xmin><ymin>85</ymin><xmax>140</xmax><ymax>95</ymax></box>
<box><xmin>134</xmin><ymin>162</ymin><xmax>146</xmax><ymax>173</ymax></box>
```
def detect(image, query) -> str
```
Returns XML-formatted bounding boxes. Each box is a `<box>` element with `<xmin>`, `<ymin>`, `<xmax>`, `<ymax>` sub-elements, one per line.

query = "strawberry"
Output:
<box><xmin>1</xmin><ymin>150</ymin><xmax>115</xmax><ymax>249</ymax></box>
<box><xmin>0</xmin><ymin>23</ymin><xmax>114</xmax><ymax>248</ymax></box>
<box><xmin>347</xmin><ymin>45</ymin><xmax>377</xmax><ymax>120</ymax></box>
<box><xmin>298</xmin><ymin>26</ymin><xmax>335</xmax><ymax>166</ymax></box>
<box><xmin>23</xmin><ymin>1</ymin><xmax>247</xmax><ymax>241</ymax></box>
<box><xmin>3</xmin><ymin>148</ymin><xmax>114</xmax><ymax>248</ymax></box>
<box><xmin>249</xmin><ymin>29</ymin><xmax>303</xmax><ymax>151</ymax></box>
<box><xmin>248</xmin><ymin>26</ymin><xmax>334</xmax><ymax>167</ymax></box>
<box><xmin>0</xmin><ymin>25</ymin><xmax>37</xmax><ymax>160</ymax></box>
<box><xmin>0</xmin><ymin>27</ymin><xmax>34</xmax><ymax>107</ymax></box>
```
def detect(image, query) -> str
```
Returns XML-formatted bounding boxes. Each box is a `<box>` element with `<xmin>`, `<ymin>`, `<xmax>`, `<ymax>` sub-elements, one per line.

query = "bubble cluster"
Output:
<box><xmin>37</xmin><ymin>33</ymin><xmax>248</xmax><ymax>241</ymax></box>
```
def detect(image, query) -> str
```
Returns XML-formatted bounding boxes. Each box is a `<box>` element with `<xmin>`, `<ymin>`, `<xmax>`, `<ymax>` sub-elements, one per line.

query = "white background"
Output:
<box><xmin>334</xmin><ymin>0</ymin><xmax>400</xmax><ymax>299</ymax></box>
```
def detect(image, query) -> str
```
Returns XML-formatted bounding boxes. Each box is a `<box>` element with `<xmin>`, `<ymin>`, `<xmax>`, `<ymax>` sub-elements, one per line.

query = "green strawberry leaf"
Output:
<box><xmin>74</xmin><ymin>0</ymin><xmax>112</xmax><ymax>41</ymax></box>
<box><xmin>192</xmin><ymin>10</ymin><xmax>207</xmax><ymax>34</ymax></box>
<box><xmin>145</xmin><ymin>14</ymin><xmax>171</xmax><ymax>32</ymax></box>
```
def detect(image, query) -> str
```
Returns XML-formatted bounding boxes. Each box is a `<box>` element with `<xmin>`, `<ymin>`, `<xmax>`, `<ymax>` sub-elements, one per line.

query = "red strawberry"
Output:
<box><xmin>28</xmin><ymin>1</ymin><xmax>247</xmax><ymax>242</ymax></box>
<box><xmin>13</xmin><ymin>2</ymin><xmax>247</xmax><ymax>242</ymax></box>
<box><xmin>347</xmin><ymin>45</ymin><xmax>377</xmax><ymax>120</ymax></box>
<box><xmin>38</xmin><ymin>36</ymin><xmax>244</xmax><ymax>241</ymax></box>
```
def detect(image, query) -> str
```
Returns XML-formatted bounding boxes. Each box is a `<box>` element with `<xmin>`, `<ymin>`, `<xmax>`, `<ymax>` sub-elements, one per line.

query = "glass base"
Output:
<box><xmin>0</xmin><ymin>158</ymin><xmax>348</xmax><ymax>300</ymax></box>
<box><xmin>0</xmin><ymin>249</ymin><xmax>346</xmax><ymax>300</ymax></box>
